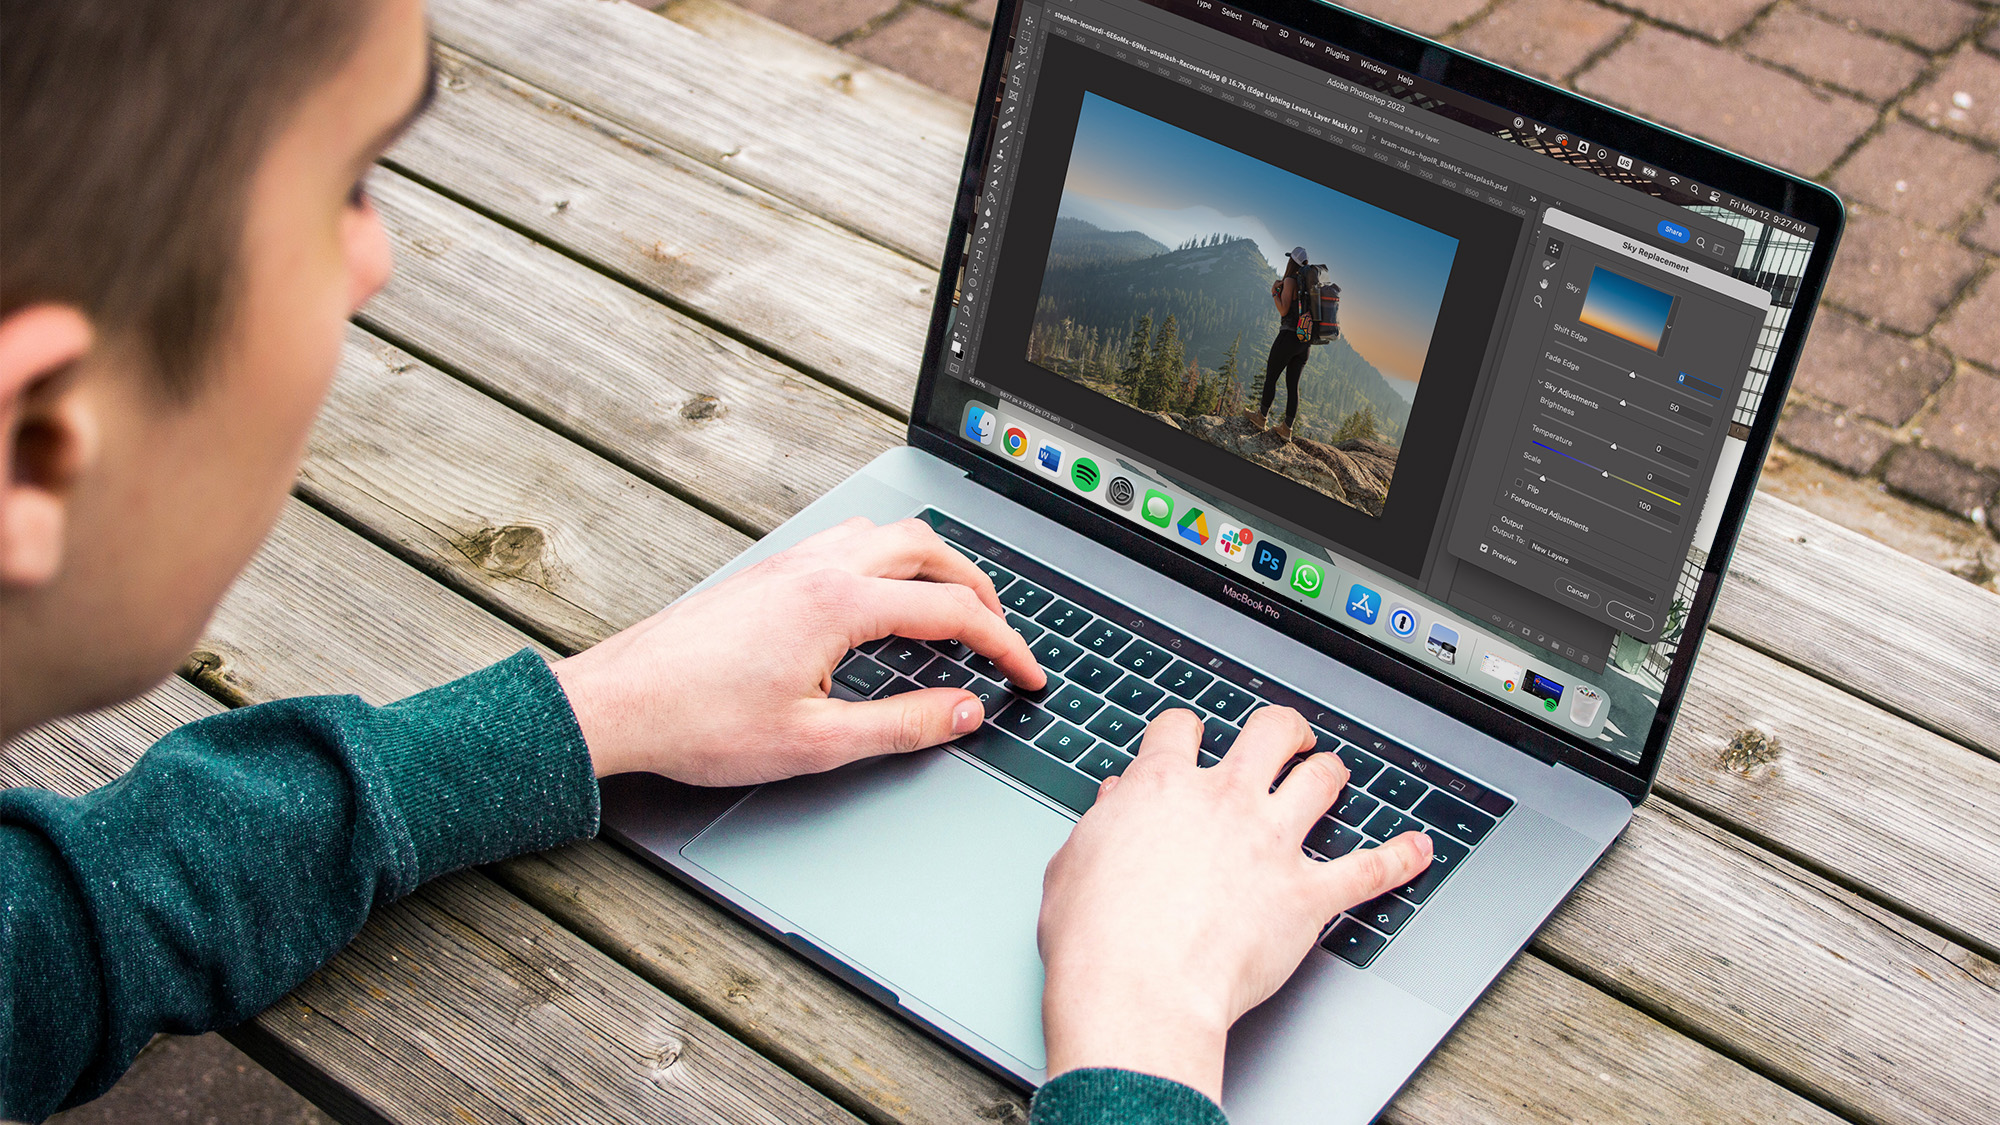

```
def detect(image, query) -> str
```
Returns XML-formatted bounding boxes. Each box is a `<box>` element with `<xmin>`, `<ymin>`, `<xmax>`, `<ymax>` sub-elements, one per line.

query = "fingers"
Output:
<box><xmin>1128</xmin><ymin>707</ymin><xmax>1204</xmax><ymax>771</ymax></box>
<box><xmin>777</xmin><ymin>518</ymin><xmax>1006</xmax><ymax>616</ymax></box>
<box><xmin>1219</xmin><ymin>706</ymin><xmax>1315</xmax><ymax>787</ymax></box>
<box><xmin>844</xmin><ymin>575</ymin><xmax>1045</xmax><ymax>688</ymax></box>
<box><xmin>1270</xmin><ymin>750</ymin><xmax>1350</xmax><ymax>836</ymax></box>
<box><xmin>1311</xmin><ymin>831</ymin><xmax>1434</xmax><ymax>917</ymax></box>
<box><xmin>802</xmin><ymin>687</ymin><xmax>984</xmax><ymax>762</ymax></box>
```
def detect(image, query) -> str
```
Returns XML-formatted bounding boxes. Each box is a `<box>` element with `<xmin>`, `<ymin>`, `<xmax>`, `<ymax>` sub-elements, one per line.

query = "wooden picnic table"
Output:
<box><xmin>6</xmin><ymin>0</ymin><xmax>2000</xmax><ymax>1121</ymax></box>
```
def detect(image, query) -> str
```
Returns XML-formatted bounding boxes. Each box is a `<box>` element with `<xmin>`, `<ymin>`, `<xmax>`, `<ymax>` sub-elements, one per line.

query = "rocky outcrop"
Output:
<box><xmin>1151</xmin><ymin>412</ymin><xmax>1399</xmax><ymax>517</ymax></box>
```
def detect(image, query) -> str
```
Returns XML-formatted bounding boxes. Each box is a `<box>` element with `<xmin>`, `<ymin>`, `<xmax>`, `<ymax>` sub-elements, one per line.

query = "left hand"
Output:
<box><xmin>551</xmin><ymin>517</ymin><xmax>1046</xmax><ymax>784</ymax></box>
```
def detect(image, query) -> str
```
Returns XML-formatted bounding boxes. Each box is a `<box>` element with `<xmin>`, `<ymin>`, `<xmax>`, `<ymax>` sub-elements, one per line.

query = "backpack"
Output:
<box><xmin>1289</xmin><ymin>264</ymin><xmax>1342</xmax><ymax>345</ymax></box>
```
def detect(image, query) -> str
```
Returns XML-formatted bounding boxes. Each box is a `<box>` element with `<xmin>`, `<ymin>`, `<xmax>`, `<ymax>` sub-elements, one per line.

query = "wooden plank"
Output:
<box><xmin>494</xmin><ymin>838</ymin><xmax>1846</xmax><ymax>1125</ymax></box>
<box><xmin>656</xmin><ymin>0</ymin><xmax>974</xmax><ymax>139</ymax></box>
<box><xmin>429</xmin><ymin>0</ymin><xmax>966</xmax><ymax>266</ymax></box>
<box><xmin>0</xmin><ymin>675</ymin><xmax>213</xmax><ymax>794</ymax></box>
<box><xmin>1714</xmin><ymin>498</ymin><xmax>2000</xmax><ymax>757</ymax></box>
<box><xmin>306</xmin><ymin>324</ymin><xmax>753</xmax><ymax>652</ymax></box>
<box><xmin>1534</xmin><ymin>799</ymin><xmax>2000</xmax><ymax>1125</ymax></box>
<box><xmin>1666</xmin><ymin>632</ymin><xmax>2000</xmax><ymax>950</ymax></box>
<box><xmin>386</xmin><ymin>47</ymin><xmax>934</xmax><ymax>414</ymax></box>
<box><xmin>359</xmin><ymin>168</ymin><xmax>902</xmax><ymax>537</ymax></box>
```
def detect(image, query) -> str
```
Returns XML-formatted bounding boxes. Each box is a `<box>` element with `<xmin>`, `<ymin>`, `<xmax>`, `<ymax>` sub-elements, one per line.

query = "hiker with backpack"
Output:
<box><xmin>1246</xmin><ymin>246</ymin><xmax>1339</xmax><ymax>442</ymax></box>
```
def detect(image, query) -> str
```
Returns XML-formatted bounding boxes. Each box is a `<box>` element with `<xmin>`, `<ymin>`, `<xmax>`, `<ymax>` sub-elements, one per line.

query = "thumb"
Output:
<box><xmin>804</xmin><ymin>688</ymin><xmax>983</xmax><ymax>763</ymax></box>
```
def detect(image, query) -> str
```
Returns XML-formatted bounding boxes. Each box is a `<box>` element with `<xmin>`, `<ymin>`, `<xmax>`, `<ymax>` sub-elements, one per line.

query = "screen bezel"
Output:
<box><xmin>908</xmin><ymin>0</ymin><xmax>1846</xmax><ymax>803</ymax></box>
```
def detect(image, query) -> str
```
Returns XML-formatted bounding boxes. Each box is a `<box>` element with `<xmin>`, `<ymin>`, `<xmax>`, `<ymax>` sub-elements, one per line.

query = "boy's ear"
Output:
<box><xmin>0</xmin><ymin>305</ymin><xmax>98</xmax><ymax>589</ymax></box>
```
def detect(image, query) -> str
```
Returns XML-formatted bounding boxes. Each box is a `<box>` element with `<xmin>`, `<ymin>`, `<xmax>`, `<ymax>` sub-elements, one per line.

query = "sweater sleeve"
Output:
<box><xmin>1030</xmin><ymin>1068</ymin><xmax>1230</xmax><ymax>1125</ymax></box>
<box><xmin>0</xmin><ymin>649</ymin><xmax>598</xmax><ymax>1121</ymax></box>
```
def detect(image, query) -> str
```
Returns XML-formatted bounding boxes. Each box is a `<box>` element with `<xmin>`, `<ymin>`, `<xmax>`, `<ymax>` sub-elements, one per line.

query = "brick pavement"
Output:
<box><xmin>662</xmin><ymin>0</ymin><xmax>2000</xmax><ymax>587</ymax></box>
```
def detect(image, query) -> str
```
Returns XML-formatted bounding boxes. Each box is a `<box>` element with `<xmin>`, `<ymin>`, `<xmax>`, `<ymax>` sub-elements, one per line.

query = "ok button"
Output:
<box><xmin>1657</xmin><ymin>220</ymin><xmax>1690</xmax><ymax>244</ymax></box>
<box><xmin>1607</xmin><ymin>601</ymin><xmax>1654</xmax><ymax>630</ymax></box>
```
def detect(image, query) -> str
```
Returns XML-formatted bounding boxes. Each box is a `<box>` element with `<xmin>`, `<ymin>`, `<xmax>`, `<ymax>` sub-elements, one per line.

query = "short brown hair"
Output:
<box><xmin>2</xmin><ymin>0</ymin><xmax>377</xmax><ymax>397</ymax></box>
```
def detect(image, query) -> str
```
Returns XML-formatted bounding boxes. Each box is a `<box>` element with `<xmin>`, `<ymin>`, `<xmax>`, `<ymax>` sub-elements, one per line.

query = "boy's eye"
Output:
<box><xmin>347</xmin><ymin>175</ymin><xmax>371</xmax><ymax>209</ymax></box>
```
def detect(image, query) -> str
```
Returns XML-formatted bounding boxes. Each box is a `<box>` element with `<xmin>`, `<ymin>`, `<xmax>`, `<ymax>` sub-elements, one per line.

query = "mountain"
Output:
<box><xmin>1046</xmin><ymin>216</ymin><xmax>1171</xmax><ymax>268</ymax></box>
<box><xmin>1028</xmin><ymin>220</ymin><xmax>1413</xmax><ymax>443</ymax></box>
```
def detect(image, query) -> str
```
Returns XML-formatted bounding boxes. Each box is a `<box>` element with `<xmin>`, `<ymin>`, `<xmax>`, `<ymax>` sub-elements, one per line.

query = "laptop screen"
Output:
<box><xmin>918</xmin><ymin>0</ymin><xmax>1835</xmax><ymax>775</ymax></box>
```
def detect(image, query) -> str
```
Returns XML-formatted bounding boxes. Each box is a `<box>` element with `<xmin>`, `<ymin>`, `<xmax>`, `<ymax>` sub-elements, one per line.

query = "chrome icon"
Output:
<box><xmin>1002</xmin><ymin>426</ymin><xmax>1029</xmax><ymax>457</ymax></box>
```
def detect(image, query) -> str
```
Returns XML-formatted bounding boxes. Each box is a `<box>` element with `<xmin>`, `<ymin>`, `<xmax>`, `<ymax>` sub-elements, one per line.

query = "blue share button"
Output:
<box><xmin>1657</xmin><ymin>220</ymin><xmax>1690</xmax><ymax>244</ymax></box>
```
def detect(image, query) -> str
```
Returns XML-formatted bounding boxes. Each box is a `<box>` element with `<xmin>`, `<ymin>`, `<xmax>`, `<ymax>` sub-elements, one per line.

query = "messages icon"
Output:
<box><xmin>1141</xmin><ymin>489</ymin><xmax>1174</xmax><ymax>527</ymax></box>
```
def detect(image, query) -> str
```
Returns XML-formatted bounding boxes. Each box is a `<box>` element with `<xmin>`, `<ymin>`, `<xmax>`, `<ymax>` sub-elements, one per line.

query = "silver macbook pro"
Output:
<box><xmin>603</xmin><ymin>0</ymin><xmax>1843</xmax><ymax>1119</ymax></box>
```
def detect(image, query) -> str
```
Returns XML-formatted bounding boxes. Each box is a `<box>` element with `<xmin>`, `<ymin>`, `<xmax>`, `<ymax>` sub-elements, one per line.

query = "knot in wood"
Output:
<box><xmin>679</xmin><ymin>394</ymin><xmax>724</xmax><ymax>421</ymax></box>
<box><xmin>457</xmin><ymin>525</ymin><xmax>549</xmax><ymax>578</ymax></box>
<box><xmin>648</xmin><ymin>1036</ymin><xmax>685</xmax><ymax>1082</ymax></box>
<box><xmin>1719</xmin><ymin>727</ymin><xmax>1780</xmax><ymax>775</ymax></box>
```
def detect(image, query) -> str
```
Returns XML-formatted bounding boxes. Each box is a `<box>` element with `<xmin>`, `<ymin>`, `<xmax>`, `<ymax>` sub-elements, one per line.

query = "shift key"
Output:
<box><xmin>955</xmin><ymin>726</ymin><xmax>1099</xmax><ymax>815</ymax></box>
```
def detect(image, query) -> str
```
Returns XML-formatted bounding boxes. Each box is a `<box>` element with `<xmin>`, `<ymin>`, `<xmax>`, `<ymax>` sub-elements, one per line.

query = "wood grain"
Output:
<box><xmin>429</xmin><ymin>0</ymin><xmax>966</xmax><ymax>266</ymax></box>
<box><xmin>359</xmin><ymin>168</ymin><xmax>903</xmax><ymax>537</ymax></box>
<box><xmin>0</xmin><ymin>675</ymin><xmax>216</xmax><ymax>795</ymax></box>
<box><xmin>304</xmin><ymin>324</ymin><xmax>751</xmax><ymax>652</ymax></box>
<box><xmin>385</xmin><ymin>47</ymin><xmax>935</xmax><ymax>414</ymax></box>
<box><xmin>1715</xmin><ymin>498</ymin><xmax>2000</xmax><ymax>757</ymax></box>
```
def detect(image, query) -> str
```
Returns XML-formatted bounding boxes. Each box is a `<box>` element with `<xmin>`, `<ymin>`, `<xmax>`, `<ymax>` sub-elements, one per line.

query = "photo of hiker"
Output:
<box><xmin>1026</xmin><ymin>93</ymin><xmax>1460</xmax><ymax>517</ymax></box>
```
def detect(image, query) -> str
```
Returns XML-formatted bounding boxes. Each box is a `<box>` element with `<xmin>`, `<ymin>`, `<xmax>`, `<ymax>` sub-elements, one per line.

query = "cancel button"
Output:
<box><xmin>1556</xmin><ymin>579</ymin><xmax>1600</xmax><ymax>607</ymax></box>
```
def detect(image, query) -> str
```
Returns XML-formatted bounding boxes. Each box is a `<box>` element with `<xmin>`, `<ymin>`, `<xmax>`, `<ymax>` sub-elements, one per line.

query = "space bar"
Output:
<box><xmin>955</xmin><ymin>727</ymin><xmax>1099</xmax><ymax>815</ymax></box>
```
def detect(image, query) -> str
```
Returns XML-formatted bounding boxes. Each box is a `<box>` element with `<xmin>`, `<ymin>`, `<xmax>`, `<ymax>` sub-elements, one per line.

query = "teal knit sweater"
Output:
<box><xmin>0</xmin><ymin>650</ymin><xmax>1226</xmax><ymax>1124</ymax></box>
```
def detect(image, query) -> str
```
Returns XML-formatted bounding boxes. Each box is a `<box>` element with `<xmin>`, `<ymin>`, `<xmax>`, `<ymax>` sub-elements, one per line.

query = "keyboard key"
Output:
<box><xmin>833</xmin><ymin>656</ymin><xmax>893</xmax><ymax>696</ymax></box>
<box><xmin>1368</xmin><ymin>766</ymin><xmax>1426</xmax><ymax>810</ymax></box>
<box><xmin>1321</xmin><ymin>917</ymin><xmax>1387</xmax><ymax>967</ymax></box>
<box><xmin>1034</xmin><ymin>721</ymin><xmax>1095</xmax><ymax>762</ymax></box>
<box><xmin>878</xmin><ymin>638</ymin><xmax>931</xmax><ymax>676</ymax></box>
<box><xmin>1075</xmin><ymin>620</ymin><xmax>1133</xmax><ymax>657</ymax></box>
<box><xmin>880</xmin><ymin>677</ymin><xmax>923</xmax><ymax>697</ymax></box>
<box><xmin>1353</xmin><ymin>892</ymin><xmax>1417</xmax><ymax>935</ymax></box>
<box><xmin>1363</xmin><ymin>807</ymin><xmax>1421</xmax><ymax>840</ymax></box>
<box><xmin>1156</xmin><ymin>660</ymin><xmax>1216</xmax><ymax>700</ymax></box>
<box><xmin>1077</xmin><ymin>746</ymin><xmax>1134</xmax><ymax>780</ymax></box>
<box><xmin>1413</xmin><ymin>790</ymin><xmax>1498</xmax><ymax>846</ymax></box>
<box><xmin>1327</xmin><ymin>739</ymin><xmax>1384</xmax><ymax>786</ymax></box>
<box><xmin>1196</xmin><ymin>682</ymin><xmax>1256</xmax><ymax>722</ymax></box>
<box><xmin>1031</xmin><ymin>634</ymin><xmax>1085</xmax><ymax>673</ymax></box>
<box><xmin>956</xmin><ymin>726</ymin><xmax>1097</xmax><ymax>815</ymax></box>
<box><xmin>1112</xmin><ymin>638</ymin><xmax>1172</xmax><ymax>677</ymax></box>
<box><xmin>1197</xmin><ymin>750</ymin><xmax>1222</xmax><ymax>768</ymax></box>
<box><xmin>1036</xmin><ymin>600</ymin><xmax>1090</xmax><ymax>637</ymax></box>
<box><xmin>1084</xmin><ymin>705</ymin><xmax>1146</xmax><ymax>747</ymax></box>
<box><xmin>1333</xmin><ymin>789</ymin><xmax>1380</xmax><ymax>828</ymax></box>
<box><xmin>932</xmin><ymin>637</ymin><xmax>970</xmax><ymax>661</ymax></box>
<box><xmin>1066</xmin><ymin>654</ymin><xmax>1122</xmax><ymax>694</ymax></box>
<box><xmin>1306</xmin><ymin>818</ymin><xmax>1361</xmax><ymax>858</ymax></box>
<box><xmin>856</xmin><ymin>637</ymin><xmax>889</xmax><ymax>655</ymax></box>
<box><xmin>994</xmin><ymin>700</ymin><xmax>1054</xmax><ymax>740</ymax></box>
<box><xmin>964</xmin><ymin>653</ymin><xmax>1001</xmax><ymax>680</ymax></box>
<box><xmin>998</xmin><ymin>579</ymin><xmax>1054</xmax><ymax>615</ymax></box>
<box><xmin>965</xmin><ymin>677</ymin><xmax>1013</xmax><ymax>712</ymax></box>
<box><xmin>916</xmin><ymin>656</ymin><xmax>974</xmax><ymax>690</ymax></box>
<box><xmin>1105</xmin><ymin>674</ymin><xmax>1165</xmax><ymax>714</ymax></box>
<box><xmin>1397</xmin><ymin>832</ymin><xmax>1471</xmax><ymax>903</ymax></box>
<box><xmin>972</xmin><ymin>558</ymin><xmax>1015</xmax><ymax>590</ymax></box>
<box><xmin>1200</xmin><ymin>716</ymin><xmax>1239</xmax><ymax>757</ymax></box>
<box><xmin>1018</xmin><ymin>672</ymin><xmax>1062</xmax><ymax>703</ymax></box>
<box><xmin>1005</xmin><ymin>613</ymin><xmax>1045</xmax><ymax>646</ymax></box>
<box><xmin>1046</xmin><ymin>685</ymin><xmax>1106</xmax><ymax>724</ymax></box>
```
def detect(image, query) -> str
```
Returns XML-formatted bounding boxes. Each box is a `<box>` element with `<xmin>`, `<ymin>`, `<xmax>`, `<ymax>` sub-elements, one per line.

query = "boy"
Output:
<box><xmin>0</xmin><ymin>1</ymin><xmax>1430</xmax><ymax>1120</ymax></box>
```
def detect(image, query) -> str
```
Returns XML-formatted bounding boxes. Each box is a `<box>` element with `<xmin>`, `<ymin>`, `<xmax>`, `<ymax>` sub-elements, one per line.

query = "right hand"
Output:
<box><xmin>1037</xmin><ymin>706</ymin><xmax>1433</xmax><ymax>1103</ymax></box>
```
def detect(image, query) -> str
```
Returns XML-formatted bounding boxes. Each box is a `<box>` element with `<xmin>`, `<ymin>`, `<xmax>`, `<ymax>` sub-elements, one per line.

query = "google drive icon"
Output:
<box><xmin>1176</xmin><ymin>507</ymin><xmax>1210</xmax><ymax>546</ymax></box>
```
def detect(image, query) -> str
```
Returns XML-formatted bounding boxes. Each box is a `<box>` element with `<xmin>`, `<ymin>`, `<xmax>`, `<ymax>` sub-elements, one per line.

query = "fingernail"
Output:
<box><xmin>952</xmin><ymin>700</ymin><xmax>981</xmax><ymax>733</ymax></box>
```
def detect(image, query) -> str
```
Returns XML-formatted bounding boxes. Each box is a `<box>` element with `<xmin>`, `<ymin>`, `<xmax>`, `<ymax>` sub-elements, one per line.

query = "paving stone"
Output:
<box><xmin>1451</xmin><ymin>0</ymin><xmax>1631</xmax><ymax>81</ymax></box>
<box><xmin>1935</xmin><ymin>270</ymin><xmax>2000</xmax><ymax>370</ymax></box>
<box><xmin>1322</xmin><ymin>0</ymin><xmax>1491</xmax><ymax>38</ymax></box>
<box><xmin>955</xmin><ymin>0</ymin><xmax>999</xmax><ymax>27</ymax></box>
<box><xmin>1964</xmin><ymin>202</ymin><xmax>2000</xmax><ymax>254</ymax></box>
<box><xmin>1576</xmin><ymin>27</ymin><xmax>1876</xmax><ymax>177</ymax></box>
<box><xmin>1884</xmin><ymin>444</ymin><xmax>2000</xmax><ymax>516</ymax></box>
<box><xmin>1906</xmin><ymin>47</ymin><xmax>2000</xmax><ymax>147</ymax></box>
<box><xmin>1805</xmin><ymin>0</ymin><xmax>1980</xmax><ymax>53</ymax></box>
<box><xmin>1612</xmin><ymin>0</ymin><xmax>1775</xmax><ymax>40</ymax></box>
<box><xmin>1824</xmin><ymin>209</ymin><xmax>1984</xmax><ymax>333</ymax></box>
<box><xmin>1793</xmin><ymin>309</ymin><xmax>1954</xmax><ymax>425</ymax></box>
<box><xmin>1923</xmin><ymin>367</ymin><xmax>2000</xmax><ymax>469</ymax></box>
<box><xmin>47</xmin><ymin>1033</ymin><xmax>332</xmax><ymax>1125</ymax></box>
<box><xmin>1831</xmin><ymin>120</ymin><xmax>2000</xmax><ymax>230</ymax></box>
<box><xmin>849</xmin><ymin>5</ymin><xmax>990</xmax><ymax>102</ymax></box>
<box><xmin>1744</xmin><ymin>6</ymin><xmax>1926</xmax><ymax>103</ymax></box>
<box><xmin>719</xmin><ymin>0</ymin><xmax>900</xmax><ymax>42</ymax></box>
<box><xmin>1776</xmin><ymin>403</ymin><xmax>1896</xmax><ymax>473</ymax></box>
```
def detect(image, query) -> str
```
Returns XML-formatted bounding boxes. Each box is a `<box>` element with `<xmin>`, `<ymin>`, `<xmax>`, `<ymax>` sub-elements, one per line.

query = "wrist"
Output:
<box><xmin>1042</xmin><ymin>969</ymin><xmax>1230</xmax><ymax>1102</ymax></box>
<box><xmin>550</xmin><ymin>653</ymin><xmax>641</xmax><ymax>778</ymax></box>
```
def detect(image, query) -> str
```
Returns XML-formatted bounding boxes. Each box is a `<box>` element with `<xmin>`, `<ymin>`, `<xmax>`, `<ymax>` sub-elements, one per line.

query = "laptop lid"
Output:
<box><xmin>906</xmin><ymin>0</ymin><xmax>1844</xmax><ymax>804</ymax></box>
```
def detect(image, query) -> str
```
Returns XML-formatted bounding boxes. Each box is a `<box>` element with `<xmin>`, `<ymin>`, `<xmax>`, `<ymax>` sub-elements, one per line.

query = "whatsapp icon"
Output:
<box><xmin>1290</xmin><ymin>560</ymin><xmax>1324</xmax><ymax>598</ymax></box>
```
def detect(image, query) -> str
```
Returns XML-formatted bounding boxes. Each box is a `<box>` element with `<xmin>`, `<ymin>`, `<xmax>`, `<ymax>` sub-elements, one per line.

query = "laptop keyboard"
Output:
<box><xmin>829</xmin><ymin>510</ymin><xmax>1514</xmax><ymax>969</ymax></box>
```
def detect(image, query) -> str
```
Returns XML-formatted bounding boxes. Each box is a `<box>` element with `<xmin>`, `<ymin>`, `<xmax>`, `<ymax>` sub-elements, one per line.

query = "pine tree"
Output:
<box><xmin>1121</xmin><ymin>314</ymin><xmax>1153</xmax><ymax>399</ymax></box>
<box><xmin>1137</xmin><ymin>315</ymin><xmax>1185</xmax><ymax>411</ymax></box>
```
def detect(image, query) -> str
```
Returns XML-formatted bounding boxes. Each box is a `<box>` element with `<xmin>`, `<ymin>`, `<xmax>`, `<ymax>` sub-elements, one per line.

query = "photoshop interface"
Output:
<box><xmin>929</xmin><ymin>0</ymin><xmax>1819</xmax><ymax>763</ymax></box>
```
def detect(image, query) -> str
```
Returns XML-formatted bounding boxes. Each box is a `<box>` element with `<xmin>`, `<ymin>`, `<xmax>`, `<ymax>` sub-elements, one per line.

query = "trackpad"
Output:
<box><xmin>681</xmin><ymin>748</ymin><xmax>1074</xmax><ymax>1070</ymax></box>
